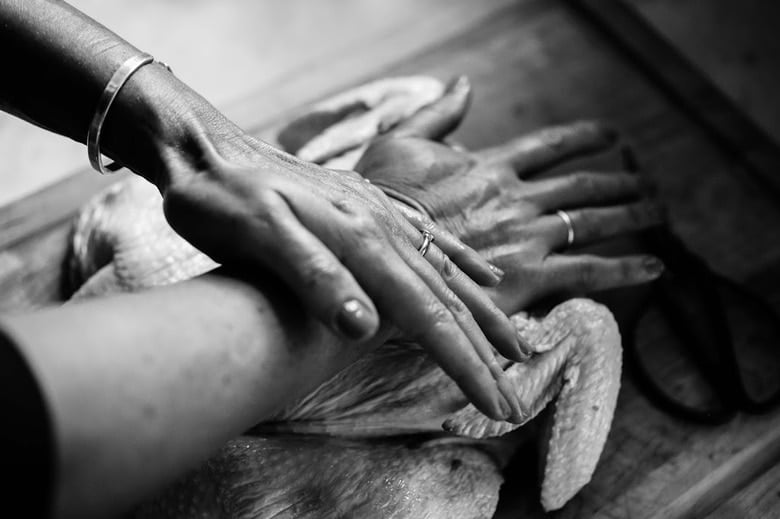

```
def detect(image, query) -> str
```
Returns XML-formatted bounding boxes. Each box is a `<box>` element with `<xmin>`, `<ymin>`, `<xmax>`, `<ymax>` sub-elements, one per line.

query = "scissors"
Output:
<box><xmin>624</xmin><ymin>226</ymin><xmax>780</xmax><ymax>424</ymax></box>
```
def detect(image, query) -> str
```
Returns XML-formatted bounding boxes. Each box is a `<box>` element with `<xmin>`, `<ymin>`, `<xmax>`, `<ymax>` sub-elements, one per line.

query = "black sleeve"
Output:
<box><xmin>0</xmin><ymin>327</ymin><xmax>54</xmax><ymax>518</ymax></box>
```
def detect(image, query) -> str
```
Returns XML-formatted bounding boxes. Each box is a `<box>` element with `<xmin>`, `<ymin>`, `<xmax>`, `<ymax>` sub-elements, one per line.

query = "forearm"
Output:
<box><xmin>0</xmin><ymin>0</ymin><xmax>246</xmax><ymax>188</ymax></box>
<box><xmin>0</xmin><ymin>0</ymin><xmax>133</xmax><ymax>136</ymax></box>
<box><xmin>0</xmin><ymin>270</ymin><xmax>388</xmax><ymax>518</ymax></box>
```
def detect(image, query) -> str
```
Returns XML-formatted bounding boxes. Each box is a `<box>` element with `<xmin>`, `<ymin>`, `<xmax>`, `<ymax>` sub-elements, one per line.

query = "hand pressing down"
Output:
<box><xmin>78</xmin><ymin>80</ymin><xmax>530</xmax><ymax>422</ymax></box>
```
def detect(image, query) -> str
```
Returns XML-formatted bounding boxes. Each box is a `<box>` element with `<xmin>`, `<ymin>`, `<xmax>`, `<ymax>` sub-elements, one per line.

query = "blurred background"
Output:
<box><xmin>1</xmin><ymin>0</ymin><xmax>779</xmax><ymax>207</ymax></box>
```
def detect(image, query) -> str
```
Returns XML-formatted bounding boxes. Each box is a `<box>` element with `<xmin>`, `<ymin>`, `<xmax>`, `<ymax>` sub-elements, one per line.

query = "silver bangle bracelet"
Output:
<box><xmin>86</xmin><ymin>53</ymin><xmax>171</xmax><ymax>175</ymax></box>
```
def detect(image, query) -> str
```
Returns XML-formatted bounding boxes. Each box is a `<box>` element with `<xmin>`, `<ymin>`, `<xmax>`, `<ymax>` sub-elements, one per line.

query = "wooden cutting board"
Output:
<box><xmin>1</xmin><ymin>1</ymin><xmax>779</xmax><ymax>517</ymax></box>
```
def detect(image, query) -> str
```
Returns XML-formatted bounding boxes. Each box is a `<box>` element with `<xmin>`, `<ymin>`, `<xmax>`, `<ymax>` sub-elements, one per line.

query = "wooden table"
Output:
<box><xmin>2</xmin><ymin>1</ymin><xmax>779</xmax><ymax>517</ymax></box>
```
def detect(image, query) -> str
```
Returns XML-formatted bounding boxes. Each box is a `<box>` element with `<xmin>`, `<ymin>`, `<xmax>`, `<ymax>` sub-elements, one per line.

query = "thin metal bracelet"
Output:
<box><xmin>87</xmin><ymin>53</ymin><xmax>172</xmax><ymax>175</ymax></box>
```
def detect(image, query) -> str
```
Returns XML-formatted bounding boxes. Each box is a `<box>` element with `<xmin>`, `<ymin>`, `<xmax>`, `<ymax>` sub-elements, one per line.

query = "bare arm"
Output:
<box><xmin>0</xmin><ymin>269</ymin><xmax>389</xmax><ymax>519</ymax></box>
<box><xmin>0</xmin><ymin>0</ymin><xmax>193</xmax><ymax>185</ymax></box>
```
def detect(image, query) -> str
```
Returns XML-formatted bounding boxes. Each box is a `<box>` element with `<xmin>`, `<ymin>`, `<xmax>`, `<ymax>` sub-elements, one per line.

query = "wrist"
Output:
<box><xmin>97</xmin><ymin>60</ymin><xmax>240</xmax><ymax>190</ymax></box>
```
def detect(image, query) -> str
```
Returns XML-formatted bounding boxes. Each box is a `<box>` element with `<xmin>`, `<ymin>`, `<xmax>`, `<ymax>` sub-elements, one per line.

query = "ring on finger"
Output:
<box><xmin>418</xmin><ymin>230</ymin><xmax>435</xmax><ymax>257</ymax></box>
<box><xmin>555</xmin><ymin>209</ymin><xmax>575</xmax><ymax>248</ymax></box>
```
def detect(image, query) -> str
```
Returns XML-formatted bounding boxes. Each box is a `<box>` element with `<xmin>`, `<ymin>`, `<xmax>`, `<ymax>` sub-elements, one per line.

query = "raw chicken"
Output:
<box><xmin>68</xmin><ymin>77</ymin><xmax>622</xmax><ymax>518</ymax></box>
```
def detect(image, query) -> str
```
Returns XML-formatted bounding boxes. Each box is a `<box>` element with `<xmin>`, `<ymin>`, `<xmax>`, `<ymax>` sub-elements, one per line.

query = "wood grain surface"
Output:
<box><xmin>706</xmin><ymin>459</ymin><xmax>780</xmax><ymax>519</ymax></box>
<box><xmin>1</xmin><ymin>0</ymin><xmax>779</xmax><ymax>517</ymax></box>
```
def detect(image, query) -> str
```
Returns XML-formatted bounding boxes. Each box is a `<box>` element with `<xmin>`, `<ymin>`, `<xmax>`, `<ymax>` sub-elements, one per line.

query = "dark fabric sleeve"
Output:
<box><xmin>0</xmin><ymin>327</ymin><xmax>54</xmax><ymax>518</ymax></box>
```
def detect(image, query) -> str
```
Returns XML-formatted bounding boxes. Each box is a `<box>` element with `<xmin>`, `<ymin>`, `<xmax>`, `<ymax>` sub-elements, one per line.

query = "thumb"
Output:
<box><xmin>388</xmin><ymin>75</ymin><xmax>472</xmax><ymax>141</ymax></box>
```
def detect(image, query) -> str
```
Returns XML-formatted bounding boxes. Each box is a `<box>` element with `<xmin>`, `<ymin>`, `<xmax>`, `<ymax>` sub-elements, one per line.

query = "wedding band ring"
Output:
<box><xmin>556</xmin><ymin>210</ymin><xmax>575</xmax><ymax>247</ymax></box>
<box><xmin>418</xmin><ymin>230</ymin><xmax>435</xmax><ymax>257</ymax></box>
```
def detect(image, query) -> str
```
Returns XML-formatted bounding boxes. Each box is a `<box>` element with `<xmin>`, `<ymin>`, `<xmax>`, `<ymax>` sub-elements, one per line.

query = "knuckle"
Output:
<box><xmin>441</xmin><ymin>290</ymin><xmax>469</xmax><ymax>318</ymax></box>
<box><xmin>438</xmin><ymin>255</ymin><xmax>460</xmax><ymax>281</ymax></box>
<box><xmin>333</xmin><ymin>197</ymin><xmax>363</xmax><ymax>216</ymax></box>
<box><xmin>359</xmin><ymin>234</ymin><xmax>387</xmax><ymax>260</ymax></box>
<box><xmin>351</xmin><ymin>211</ymin><xmax>374</xmax><ymax>231</ymax></box>
<box><xmin>571</xmin><ymin>172</ymin><xmax>594</xmax><ymax>193</ymax></box>
<box><xmin>428</xmin><ymin>301</ymin><xmax>457</xmax><ymax>328</ymax></box>
<box><xmin>248</xmin><ymin>193</ymin><xmax>293</xmax><ymax>239</ymax></box>
<box><xmin>299</xmin><ymin>255</ymin><xmax>342</xmax><ymax>290</ymax></box>
<box><xmin>578</xmin><ymin>262</ymin><xmax>598</xmax><ymax>288</ymax></box>
<box><xmin>252</xmin><ymin>190</ymin><xmax>286</xmax><ymax>220</ymax></box>
<box><xmin>349</xmin><ymin>212</ymin><xmax>381</xmax><ymax>241</ymax></box>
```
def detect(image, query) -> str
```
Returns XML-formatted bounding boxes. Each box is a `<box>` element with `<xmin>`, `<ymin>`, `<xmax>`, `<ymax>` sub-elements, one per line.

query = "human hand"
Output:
<box><xmin>157</xmin><ymin>110</ymin><xmax>529</xmax><ymax>420</ymax></box>
<box><xmin>356</xmin><ymin>108</ymin><xmax>664</xmax><ymax>315</ymax></box>
<box><xmin>1</xmin><ymin>0</ymin><xmax>525</xmax><ymax>423</ymax></box>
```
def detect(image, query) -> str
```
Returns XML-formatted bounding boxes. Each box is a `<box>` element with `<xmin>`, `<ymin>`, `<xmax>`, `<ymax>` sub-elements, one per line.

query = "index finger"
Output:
<box><xmin>345</xmin><ymin>236</ymin><xmax>512</xmax><ymax>421</ymax></box>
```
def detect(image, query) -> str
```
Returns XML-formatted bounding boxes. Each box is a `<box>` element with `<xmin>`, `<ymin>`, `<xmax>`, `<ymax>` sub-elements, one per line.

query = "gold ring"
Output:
<box><xmin>556</xmin><ymin>210</ymin><xmax>575</xmax><ymax>247</ymax></box>
<box><xmin>418</xmin><ymin>230</ymin><xmax>435</xmax><ymax>257</ymax></box>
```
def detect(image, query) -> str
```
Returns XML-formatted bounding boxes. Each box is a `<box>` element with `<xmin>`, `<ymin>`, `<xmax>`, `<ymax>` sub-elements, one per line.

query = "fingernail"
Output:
<box><xmin>494</xmin><ymin>392</ymin><xmax>512</xmax><ymax>421</ymax></box>
<box><xmin>643</xmin><ymin>256</ymin><xmax>665</xmax><ymax>277</ymax></box>
<box><xmin>454</xmin><ymin>75</ymin><xmax>470</xmax><ymax>91</ymax></box>
<box><xmin>335</xmin><ymin>299</ymin><xmax>375</xmax><ymax>340</ymax></box>
<box><xmin>515</xmin><ymin>345</ymin><xmax>533</xmax><ymax>363</ymax></box>
<box><xmin>496</xmin><ymin>374</ymin><xmax>521</xmax><ymax>422</ymax></box>
<box><xmin>504</xmin><ymin>335</ymin><xmax>531</xmax><ymax>363</ymax></box>
<box><xmin>514</xmin><ymin>328</ymin><xmax>534</xmax><ymax>359</ymax></box>
<box><xmin>488</xmin><ymin>263</ymin><xmax>505</xmax><ymax>281</ymax></box>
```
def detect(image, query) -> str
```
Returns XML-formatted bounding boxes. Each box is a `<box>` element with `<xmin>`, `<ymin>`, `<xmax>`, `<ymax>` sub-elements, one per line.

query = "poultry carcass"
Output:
<box><xmin>68</xmin><ymin>77</ymin><xmax>622</xmax><ymax>518</ymax></box>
